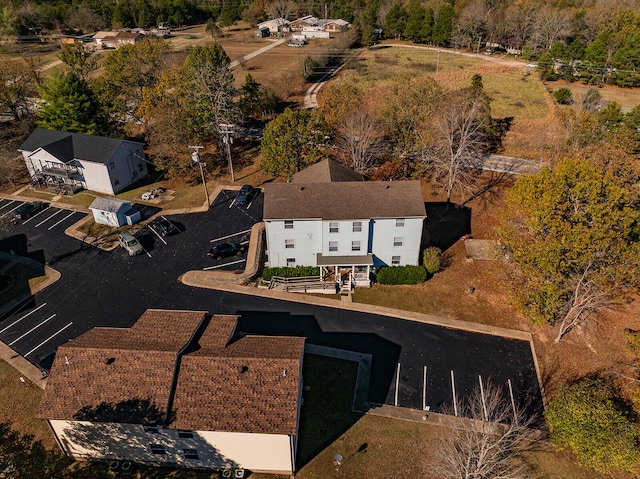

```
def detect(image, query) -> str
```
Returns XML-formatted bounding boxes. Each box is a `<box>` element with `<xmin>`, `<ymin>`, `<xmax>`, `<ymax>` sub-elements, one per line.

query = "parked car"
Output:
<box><xmin>141</xmin><ymin>191</ymin><xmax>158</xmax><ymax>201</ymax></box>
<box><xmin>118</xmin><ymin>232</ymin><xmax>144</xmax><ymax>256</ymax></box>
<box><xmin>149</xmin><ymin>219</ymin><xmax>179</xmax><ymax>237</ymax></box>
<box><xmin>13</xmin><ymin>201</ymin><xmax>48</xmax><ymax>222</ymax></box>
<box><xmin>208</xmin><ymin>242</ymin><xmax>245</xmax><ymax>260</ymax></box>
<box><xmin>287</xmin><ymin>41</ymin><xmax>303</xmax><ymax>47</ymax></box>
<box><xmin>235</xmin><ymin>184</ymin><xmax>256</xmax><ymax>206</ymax></box>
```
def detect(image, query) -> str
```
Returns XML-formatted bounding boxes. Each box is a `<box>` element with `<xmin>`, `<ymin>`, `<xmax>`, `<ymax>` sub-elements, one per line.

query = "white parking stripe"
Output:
<box><xmin>22</xmin><ymin>206</ymin><xmax>51</xmax><ymax>224</ymax></box>
<box><xmin>507</xmin><ymin>378</ymin><xmax>517</xmax><ymax>420</ymax></box>
<box><xmin>423</xmin><ymin>366</ymin><xmax>428</xmax><ymax>411</ymax></box>
<box><xmin>451</xmin><ymin>370</ymin><xmax>458</xmax><ymax>416</ymax></box>
<box><xmin>479</xmin><ymin>375</ymin><xmax>487</xmax><ymax>421</ymax></box>
<box><xmin>48</xmin><ymin>211</ymin><xmax>76</xmax><ymax>230</ymax></box>
<box><xmin>0</xmin><ymin>303</ymin><xmax>47</xmax><ymax>334</ymax></box>
<box><xmin>25</xmin><ymin>322</ymin><xmax>73</xmax><ymax>357</ymax></box>
<box><xmin>35</xmin><ymin>209</ymin><xmax>63</xmax><ymax>227</ymax></box>
<box><xmin>0</xmin><ymin>200</ymin><xmax>16</xmax><ymax>210</ymax></box>
<box><xmin>9</xmin><ymin>314</ymin><xmax>56</xmax><ymax>346</ymax></box>
<box><xmin>0</xmin><ymin>202</ymin><xmax>24</xmax><ymax>218</ymax></box>
<box><xmin>210</xmin><ymin>229</ymin><xmax>251</xmax><ymax>243</ymax></box>
<box><xmin>394</xmin><ymin>363</ymin><xmax>400</xmax><ymax>406</ymax></box>
<box><xmin>203</xmin><ymin>258</ymin><xmax>245</xmax><ymax>271</ymax></box>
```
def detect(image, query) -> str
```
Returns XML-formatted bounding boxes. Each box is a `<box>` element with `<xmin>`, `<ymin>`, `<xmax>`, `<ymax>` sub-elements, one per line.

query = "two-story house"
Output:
<box><xmin>263</xmin><ymin>161</ymin><xmax>426</xmax><ymax>287</ymax></box>
<box><xmin>37</xmin><ymin>309</ymin><xmax>305</xmax><ymax>475</ymax></box>
<box><xmin>18</xmin><ymin>128</ymin><xmax>147</xmax><ymax>195</ymax></box>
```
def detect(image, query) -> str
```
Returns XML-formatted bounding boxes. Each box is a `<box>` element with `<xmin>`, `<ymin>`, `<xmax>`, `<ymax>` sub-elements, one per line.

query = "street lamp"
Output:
<box><xmin>189</xmin><ymin>145</ymin><xmax>210</xmax><ymax>207</ymax></box>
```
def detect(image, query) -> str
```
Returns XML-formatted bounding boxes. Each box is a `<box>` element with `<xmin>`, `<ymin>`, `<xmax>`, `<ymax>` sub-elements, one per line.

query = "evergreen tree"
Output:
<box><xmin>385</xmin><ymin>3</ymin><xmax>407</xmax><ymax>40</ymax></box>
<box><xmin>404</xmin><ymin>1</ymin><xmax>427</xmax><ymax>43</ymax></box>
<box><xmin>37</xmin><ymin>71</ymin><xmax>106</xmax><ymax>135</ymax></box>
<box><xmin>432</xmin><ymin>3</ymin><xmax>455</xmax><ymax>46</ymax></box>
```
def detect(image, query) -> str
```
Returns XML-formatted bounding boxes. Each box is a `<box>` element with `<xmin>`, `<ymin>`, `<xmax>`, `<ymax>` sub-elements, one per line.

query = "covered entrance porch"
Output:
<box><xmin>317</xmin><ymin>253</ymin><xmax>373</xmax><ymax>291</ymax></box>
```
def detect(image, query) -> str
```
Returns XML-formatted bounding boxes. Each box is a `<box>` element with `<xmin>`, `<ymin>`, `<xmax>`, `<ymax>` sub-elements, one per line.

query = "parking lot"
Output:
<box><xmin>0</xmin><ymin>190</ymin><xmax>543</xmax><ymax>417</ymax></box>
<box><xmin>0</xmin><ymin>189</ymin><xmax>264</xmax><ymax>367</ymax></box>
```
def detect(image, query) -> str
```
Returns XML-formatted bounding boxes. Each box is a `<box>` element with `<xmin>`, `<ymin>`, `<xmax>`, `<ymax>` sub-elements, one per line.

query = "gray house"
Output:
<box><xmin>19</xmin><ymin>128</ymin><xmax>147</xmax><ymax>195</ymax></box>
<box><xmin>89</xmin><ymin>197</ymin><xmax>141</xmax><ymax>227</ymax></box>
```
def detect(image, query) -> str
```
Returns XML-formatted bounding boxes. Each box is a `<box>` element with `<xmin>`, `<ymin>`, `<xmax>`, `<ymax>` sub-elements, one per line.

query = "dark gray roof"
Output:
<box><xmin>264</xmin><ymin>180</ymin><xmax>426</xmax><ymax>220</ymax></box>
<box><xmin>292</xmin><ymin>159</ymin><xmax>364</xmax><ymax>183</ymax></box>
<box><xmin>19</xmin><ymin>128</ymin><xmax>143</xmax><ymax>165</ymax></box>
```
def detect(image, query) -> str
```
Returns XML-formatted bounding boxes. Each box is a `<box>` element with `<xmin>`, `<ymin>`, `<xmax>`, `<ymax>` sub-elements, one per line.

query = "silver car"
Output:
<box><xmin>118</xmin><ymin>232</ymin><xmax>144</xmax><ymax>256</ymax></box>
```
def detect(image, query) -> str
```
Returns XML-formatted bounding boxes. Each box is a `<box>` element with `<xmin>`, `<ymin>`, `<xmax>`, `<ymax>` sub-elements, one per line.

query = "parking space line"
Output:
<box><xmin>0</xmin><ymin>202</ymin><xmax>24</xmax><ymax>218</ymax></box>
<box><xmin>148</xmin><ymin>224</ymin><xmax>168</xmax><ymax>245</ymax></box>
<box><xmin>394</xmin><ymin>363</ymin><xmax>400</xmax><ymax>406</ymax></box>
<box><xmin>35</xmin><ymin>209</ymin><xmax>63</xmax><ymax>227</ymax></box>
<box><xmin>25</xmin><ymin>322</ymin><xmax>73</xmax><ymax>358</ymax></box>
<box><xmin>210</xmin><ymin>229</ymin><xmax>251</xmax><ymax>243</ymax></box>
<box><xmin>9</xmin><ymin>314</ymin><xmax>56</xmax><ymax>346</ymax></box>
<box><xmin>507</xmin><ymin>378</ymin><xmax>517</xmax><ymax>419</ymax></box>
<box><xmin>0</xmin><ymin>200</ymin><xmax>16</xmax><ymax>210</ymax></box>
<box><xmin>451</xmin><ymin>370</ymin><xmax>458</xmax><ymax>416</ymax></box>
<box><xmin>22</xmin><ymin>206</ymin><xmax>52</xmax><ymax>224</ymax></box>
<box><xmin>0</xmin><ymin>303</ymin><xmax>47</xmax><ymax>334</ymax></box>
<box><xmin>48</xmin><ymin>211</ymin><xmax>76</xmax><ymax>230</ymax></box>
<box><xmin>228</xmin><ymin>198</ymin><xmax>236</xmax><ymax>209</ymax></box>
<box><xmin>479</xmin><ymin>375</ymin><xmax>487</xmax><ymax>421</ymax></box>
<box><xmin>423</xmin><ymin>366</ymin><xmax>428</xmax><ymax>411</ymax></box>
<box><xmin>203</xmin><ymin>258</ymin><xmax>245</xmax><ymax>271</ymax></box>
<box><xmin>161</xmin><ymin>216</ymin><xmax>181</xmax><ymax>232</ymax></box>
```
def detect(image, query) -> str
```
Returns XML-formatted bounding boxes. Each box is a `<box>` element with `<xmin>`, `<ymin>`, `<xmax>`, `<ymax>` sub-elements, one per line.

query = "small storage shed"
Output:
<box><xmin>254</xmin><ymin>27</ymin><xmax>270</xmax><ymax>38</ymax></box>
<box><xmin>89</xmin><ymin>197</ymin><xmax>141</xmax><ymax>227</ymax></box>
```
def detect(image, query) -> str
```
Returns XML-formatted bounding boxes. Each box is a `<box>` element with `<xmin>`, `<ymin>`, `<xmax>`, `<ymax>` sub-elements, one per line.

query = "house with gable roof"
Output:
<box><xmin>89</xmin><ymin>197</ymin><xmax>141</xmax><ymax>227</ymax></box>
<box><xmin>263</xmin><ymin>160</ymin><xmax>426</xmax><ymax>288</ymax></box>
<box><xmin>37</xmin><ymin>309</ymin><xmax>305</xmax><ymax>475</ymax></box>
<box><xmin>18</xmin><ymin>128</ymin><xmax>147</xmax><ymax>195</ymax></box>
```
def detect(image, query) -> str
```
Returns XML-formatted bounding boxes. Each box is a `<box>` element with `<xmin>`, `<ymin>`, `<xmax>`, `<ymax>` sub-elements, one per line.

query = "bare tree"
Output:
<box><xmin>0</xmin><ymin>59</ymin><xmax>38</xmax><ymax>121</ymax></box>
<box><xmin>427</xmin><ymin>94</ymin><xmax>489</xmax><ymax>203</ymax></box>
<box><xmin>504</xmin><ymin>5</ymin><xmax>537</xmax><ymax>51</ymax></box>
<box><xmin>265</xmin><ymin>0</ymin><xmax>297</xmax><ymax>31</ymax></box>
<box><xmin>431</xmin><ymin>380</ymin><xmax>536</xmax><ymax>479</ymax></box>
<box><xmin>530</xmin><ymin>7</ymin><xmax>571</xmax><ymax>52</ymax></box>
<box><xmin>335</xmin><ymin>108</ymin><xmax>381</xmax><ymax>176</ymax></box>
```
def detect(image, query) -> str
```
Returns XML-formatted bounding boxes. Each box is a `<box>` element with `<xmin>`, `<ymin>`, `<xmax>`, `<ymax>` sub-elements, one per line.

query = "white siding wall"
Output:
<box><xmin>49</xmin><ymin>420</ymin><xmax>294</xmax><ymax>474</ymax></box>
<box><xmin>265</xmin><ymin>219</ymin><xmax>322</xmax><ymax>267</ymax></box>
<box><xmin>78</xmin><ymin>160</ymin><xmax>113</xmax><ymax>194</ymax></box>
<box><xmin>321</xmin><ymin>219</ymin><xmax>368</xmax><ymax>256</ymax></box>
<box><xmin>371</xmin><ymin>217</ymin><xmax>424</xmax><ymax>266</ymax></box>
<box><xmin>107</xmin><ymin>142</ymin><xmax>148</xmax><ymax>194</ymax></box>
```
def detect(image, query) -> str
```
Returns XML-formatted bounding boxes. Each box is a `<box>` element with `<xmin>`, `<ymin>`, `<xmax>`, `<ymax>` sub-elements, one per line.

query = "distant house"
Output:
<box><xmin>322</xmin><ymin>19</ymin><xmax>350</xmax><ymax>33</ymax></box>
<box><xmin>37</xmin><ymin>309</ymin><xmax>305</xmax><ymax>475</ymax></box>
<box><xmin>254</xmin><ymin>27</ymin><xmax>270</xmax><ymax>38</ymax></box>
<box><xmin>257</xmin><ymin>18</ymin><xmax>290</xmax><ymax>34</ymax></box>
<box><xmin>288</xmin><ymin>15</ymin><xmax>317</xmax><ymax>32</ymax></box>
<box><xmin>18</xmin><ymin>128</ymin><xmax>148</xmax><ymax>195</ymax></box>
<box><xmin>289</xmin><ymin>16</ymin><xmax>350</xmax><ymax>33</ymax></box>
<box><xmin>93</xmin><ymin>31</ymin><xmax>143</xmax><ymax>48</ymax></box>
<box><xmin>89</xmin><ymin>197</ymin><xmax>141</xmax><ymax>227</ymax></box>
<box><xmin>264</xmin><ymin>160</ymin><xmax>426</xmax><ymax>288</ymax></box>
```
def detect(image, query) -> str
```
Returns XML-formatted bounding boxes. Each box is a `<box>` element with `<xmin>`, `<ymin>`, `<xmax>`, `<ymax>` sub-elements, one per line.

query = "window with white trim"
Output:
<box><xmin>284</xmin><ymin>220</ymin><xmax>294</xmax><ymax>229</ymax></box>
<box><xmin>329</xmin><ymin>222</ymin><xmax>339</xmax><ymax>233</ymax></box>
<box><xmin>352</xmin><ymin>241</ymin><xmax>361</xmax><ymax>251</ymax></box>
<box><xmin>285</xmin><ymin>239</ymin><xmax>295</xmax><ymax>249</ymax></box>
<box><xmin>329</xmin><ymin>241</ymin><xmax>338</xmax><ymax>252</ymax></box>
<box><xmin>352</xmin><ymin>221</ymin><xmax>362</xmax><ymax>232</ymax></box>
<box><xmin>394</xmin><ymin>237</ymin><xmax>404</xmax><ymax>247</ymax></box>
<box><xmin>286</xmin><ymin>258</ymin><xmax>296</xmax><ymax>267</ymax></box>
<box><xmin>396</xmin><ymin>218</ymin><xmax>405</xmax><ymax>227</ymax></box>
<box><xmin>392</xmin><ymin>256</ymin><xmax>401</xmax><ymax>265</ymax></box>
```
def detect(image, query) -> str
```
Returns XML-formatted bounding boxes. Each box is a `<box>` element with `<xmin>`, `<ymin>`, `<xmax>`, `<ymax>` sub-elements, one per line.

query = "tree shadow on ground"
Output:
<box><xmin>422</xmin><ymin>202</ymin><xmax>471</xmax><ymax>252</ymax></box>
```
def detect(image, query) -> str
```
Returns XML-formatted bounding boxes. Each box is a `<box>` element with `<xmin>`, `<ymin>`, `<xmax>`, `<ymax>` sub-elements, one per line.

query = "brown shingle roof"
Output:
<box><xmin>264</xmin><ymin>180</ymin><xmax>426</xmax><ymax>220</ymax></box>
<box><xmin>38</xmin><ymin>311</ymin><xmax>305</xmax><ymax>436</ymax></box>
<box><xmin>292</xmin><ymin>159</ymin><xmax>364</xmax><ymax>183</ymax></box>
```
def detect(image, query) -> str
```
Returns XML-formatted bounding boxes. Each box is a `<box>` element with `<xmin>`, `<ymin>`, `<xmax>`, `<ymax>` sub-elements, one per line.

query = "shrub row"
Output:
<box><xmin>262</xmin><ymin>266</ymin><xmax>320</xmax><ymax>281</ymax></box>
<box><xmin>376</xmin><ymin>265</ymin><xmax>427</xmax><ymax>285</ymax></box>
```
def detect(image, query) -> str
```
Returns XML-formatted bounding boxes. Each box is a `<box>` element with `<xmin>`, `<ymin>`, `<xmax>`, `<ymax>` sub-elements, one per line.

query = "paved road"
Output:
<box><xmin>483</xmin><ymin>155</ymin><xmax>547</xmax><ymax>175</ymax></box>
<box><xmin>0</xmin><ymin>191</ymin><xmax>543</xmax><ymax>416</ymax></box>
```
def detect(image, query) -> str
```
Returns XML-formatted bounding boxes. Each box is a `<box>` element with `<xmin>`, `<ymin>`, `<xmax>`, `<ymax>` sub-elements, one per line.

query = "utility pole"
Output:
<box><xmin>189</xmin><ymin>145</ymin><xmax>210</xmax><ymax>207</ymax></box>
<box><xmin>219</xmin><ymin>124</ymin><xmax>235</xmax><ymax>183</ymax></box>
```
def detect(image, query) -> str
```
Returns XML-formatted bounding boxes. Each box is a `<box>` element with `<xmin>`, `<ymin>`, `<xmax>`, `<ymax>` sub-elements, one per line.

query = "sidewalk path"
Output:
<box><xmin>229</xmin><ymin>38</ymin><xmax>285</xmax><ymax>69</ymax></box>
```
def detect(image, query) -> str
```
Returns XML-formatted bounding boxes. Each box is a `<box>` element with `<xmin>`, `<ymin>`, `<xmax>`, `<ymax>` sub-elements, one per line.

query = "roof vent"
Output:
<box><xmin>385</xmin><ymin>184</ymin><xmax>390</xmax><ymax>189</ymax></box>
<box><xmin>299</xmin><ymin>186</ymin><xmax>305</xmax><ymax>191</ymax></box>
<box><xmin>282</xmin><ymin>369</ymin><xmax>287</xmax><ymax>377</ymax></box>
<box><xmin>104</xmin><ymin>357</ymin><xmax>115</xmax><ymax>365</ymax></box>
<box><xmin>239</xmin><ymin>365</ymin><xmax>249</xmax><ymax>374</ymax></box>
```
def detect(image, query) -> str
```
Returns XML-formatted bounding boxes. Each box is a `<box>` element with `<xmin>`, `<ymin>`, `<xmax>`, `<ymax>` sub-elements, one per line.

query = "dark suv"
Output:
<box><xmin>235</xmin><ymin>185</ymin><xmax>256</xmax><ymax>206</ymax></box>
<box><xmin>208</xmin><ymin>242</ymin><xmax>245</xmax><ymax>259</ymax></box>
<box><xmin>13</xmin><ymin>202</ymin><xmax>48</xmax><ymax>222</ymax></box>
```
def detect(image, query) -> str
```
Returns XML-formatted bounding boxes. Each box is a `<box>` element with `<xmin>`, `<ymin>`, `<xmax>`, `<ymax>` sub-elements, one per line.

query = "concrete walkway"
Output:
<box><xmin>229</xmin><ymin>38</ymin><xmax>286</xmax><ymax>69</ymax></box>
